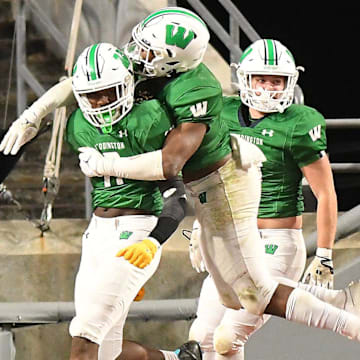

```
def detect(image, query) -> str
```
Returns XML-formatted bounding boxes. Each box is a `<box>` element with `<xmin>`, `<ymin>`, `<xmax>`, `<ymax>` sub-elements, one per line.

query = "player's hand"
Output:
<box><xmin>189</xmin><ymin>219</ymin><xmax>206</xmax><ymax>273</ymax></box>
<box><xmin>230</xmin><ymin>133</ymin><xmax>266</xmax><ymax>170</ymax></box>
<box><xmin>78</xmin><ymin>147</ymin><xmax>104</xmax><ymax>177</ymax></box>
<box><xmin>0</xmin><ymin>115</ymin><xmax>40</xmax><ymax>155</ymax></box>
<box><xmin>302</xmin><ymin>248</ymin><xmax>334</xmax><ymax>289</ymax></box>
<box><xmin>116</xmin><ymin>238</ymin><xmax>160</xmax><ymax>269</ymax></box>
<box><xmin>134</xmin><ymin>287</ymin><xmax>145</xmax><ymax>301</ymax></box>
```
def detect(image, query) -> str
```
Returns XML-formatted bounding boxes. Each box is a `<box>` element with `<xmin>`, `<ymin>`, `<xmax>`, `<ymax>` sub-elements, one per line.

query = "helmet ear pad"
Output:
<box><xmin>125</xmin><ymin>7</ymin><xmax>210</xmax><ymax>77</ymax></box>
<box><xmin>72</xmin><ymin>43</ymin><xmax>134</xmax><ymax>128</ymax></box>
<box><xmin>236</xmin><ymin>39</ymin><xmax>302</xmax><ymax>113</ymax></box>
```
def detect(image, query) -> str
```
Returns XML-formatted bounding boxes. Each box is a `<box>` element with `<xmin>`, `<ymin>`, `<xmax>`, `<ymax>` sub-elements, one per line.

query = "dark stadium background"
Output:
<box><xmin>177</xmin><ymin>1</ymin><xmax>360</xmax><ymax>211</ymax></box>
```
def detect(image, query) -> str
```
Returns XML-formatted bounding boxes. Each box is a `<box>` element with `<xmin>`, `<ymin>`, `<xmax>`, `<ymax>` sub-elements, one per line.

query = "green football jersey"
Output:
<box><xmin>65</xmin><ymin>100</ymin><xmax>172</xmax><ymax>215</ymax></box>
<box><xmin>155</xmin><ymin>63</ymin><xmax>231</xmax><ymax>172</ymax></box>
<box><xmin>222</xmin><ymin>96</ymin><xmax>327</xmax><ymax>218</ymax></box>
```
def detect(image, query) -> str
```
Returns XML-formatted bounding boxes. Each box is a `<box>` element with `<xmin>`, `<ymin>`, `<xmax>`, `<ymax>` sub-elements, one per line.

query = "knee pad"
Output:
<box><xmin>213</xmin><ymin>319</ymin><xmax>259</xmax><ymax>355</ymax></box>
<box><xmin>213</xmin><ymin>324</ymin><xmax>237</xmax><ymax>355</ymax></box>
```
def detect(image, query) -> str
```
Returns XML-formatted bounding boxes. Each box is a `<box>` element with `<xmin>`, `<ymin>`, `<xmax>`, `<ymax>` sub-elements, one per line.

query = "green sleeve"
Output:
<box><xmin>160</xmin><ymin>64</ymin><xmax>223</xmax><ymax>126</ymax></box>
<box><xmin>290</xmin><ymin>108</ymin><xmax>327</xmax><ymax>168</ymax></box>
<box><xmin>130</xmin><ymin>100</ymin><xmax>172</xmax><ymax>152</ymax></box>
<box><xmin>65</xmin><ymin>109</ymin><xmax>96</xmax><ymax>153</ymax></box>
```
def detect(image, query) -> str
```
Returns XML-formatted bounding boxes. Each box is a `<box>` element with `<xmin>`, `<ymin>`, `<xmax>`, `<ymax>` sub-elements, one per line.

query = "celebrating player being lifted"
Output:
<box><xmin>64</xmin><ymin>42</ymin><xmax>200</xmax><ymax>360</ymax></box>
<box><xmin>187</xmin><ymin>38</ymin><xmax>360</xmax><ymax>360</ymax></box>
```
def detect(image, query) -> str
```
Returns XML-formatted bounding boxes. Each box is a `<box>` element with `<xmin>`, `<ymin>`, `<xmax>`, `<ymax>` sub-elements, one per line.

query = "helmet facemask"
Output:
<box><xmin>236</xmin><ymin>69</ymin><xmax>299</xmax><ymax>113</ymax></box>
<box><xmin>234</xmin><ymin>39</ymin><xmax>303</xmax><ymax>113</ymax></box>
<box><xmin>75</xmin><ymin>78</ymin><xmax>134</xmax><ymax>131</ymax></box>
<box><xmin>125</xmin><ymin>29</ymin><xmax>169</xmax><ymax>77</ymax></box>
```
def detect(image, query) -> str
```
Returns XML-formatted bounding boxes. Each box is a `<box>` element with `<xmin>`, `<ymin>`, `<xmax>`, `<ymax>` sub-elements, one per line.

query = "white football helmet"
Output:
<box><xmin>125</xmin><ymin>7</ymin><xmax>210</xmax><ymax>77</ymax></box>
<box><xmin>234</xmin><ymin>39</ymin><xmax>303</xmax><ymax>113</ymax></box>
<box><xmin>72</xmin><ymin>43</ymin><xmax>134</xmax><ymax>130</ymax></box>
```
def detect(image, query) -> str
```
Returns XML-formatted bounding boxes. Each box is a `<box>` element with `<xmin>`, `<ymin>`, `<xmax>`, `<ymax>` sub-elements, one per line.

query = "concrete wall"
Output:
<box><xmin>1</xmin><ymin>215</ymin><xmax>360</xmax><ymax>359</ymax></box>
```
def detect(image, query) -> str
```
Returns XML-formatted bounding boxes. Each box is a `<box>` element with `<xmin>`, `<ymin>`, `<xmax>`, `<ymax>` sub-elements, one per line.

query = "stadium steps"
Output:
<box><xmin>0</xmin><ymin>5</ymin><xmax>85</xmax><ymax>221</ymax></box>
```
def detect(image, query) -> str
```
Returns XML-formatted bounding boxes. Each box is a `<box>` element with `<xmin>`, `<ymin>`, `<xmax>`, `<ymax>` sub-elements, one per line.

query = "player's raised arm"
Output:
<box><xmin>0</xmin><ymin>77</ymin><xmax>75</xmax><ymax>155</ymax></box>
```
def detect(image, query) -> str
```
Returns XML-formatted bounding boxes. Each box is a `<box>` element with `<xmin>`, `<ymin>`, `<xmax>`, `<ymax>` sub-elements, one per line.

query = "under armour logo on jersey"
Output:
<box><xmin>262</xmin><ymin>129</ymin><xmax>274</xmax><ymax>137</ymax></box>
<box><xmin>118</xmin><ymin>129</ymin><xmax>128</xmax><ymax>138</ymax></box>
<box><xmin>308</xmin><ymin>125</ymin><xmax>322</xmax><ymax>141</ymax></box>
<box><xmin>265</xmin><ymin>244</ymin><xmax>278</xmax><ymax>255</ymax></box>
<box><xmin>190</xmin><ymin>101</ymin><xmax>208</xmax><ymax>117</ymax></box>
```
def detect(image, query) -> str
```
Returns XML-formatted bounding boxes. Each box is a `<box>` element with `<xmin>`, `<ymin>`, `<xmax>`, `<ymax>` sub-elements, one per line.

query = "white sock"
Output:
<box><xmin>161</xmin><ymin>350</ymin><xmax>181</xmax><ymax>360</ymax></box>
<box><xmin>286</xmin><ymin>288</ymin><xmax>360</xmax><ymax>341</ymax></box>
<box><xmin>297</xmin><ymin>282</ymin><xmax>346</xmax><ymax>309</ymax></box>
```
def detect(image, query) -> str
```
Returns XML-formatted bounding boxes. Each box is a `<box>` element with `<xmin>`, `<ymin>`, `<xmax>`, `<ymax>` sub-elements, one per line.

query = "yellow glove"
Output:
<box><xmin>134</xmin><ymin>287</ymin><xmax>145</xmax><ymax>302</ymax></box>
<box><xmin>116</xmin><ymin>238</ymin><xmax>160</xmax><ymax>268</ymax></box>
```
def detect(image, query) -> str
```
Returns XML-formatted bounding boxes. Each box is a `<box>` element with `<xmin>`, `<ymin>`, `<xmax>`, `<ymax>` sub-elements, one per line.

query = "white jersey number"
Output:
<box><xmin>102</xmin><ymin>152</ymin><xmax>124</xmax><ymax>187</ymax></box>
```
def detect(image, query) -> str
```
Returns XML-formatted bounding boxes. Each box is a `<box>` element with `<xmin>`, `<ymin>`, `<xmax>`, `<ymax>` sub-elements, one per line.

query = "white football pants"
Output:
<box><xmin>69</xmin><ymin>214</ymin><xmax>160</xmax><ymax>360</ymax></box>
<box><xmin>189</xmin><ymin>229</ymin><xmax>306</xmax><ymax>359</ymax></box>
<box><xmin>186</xmin><ymin>159</ymin><xmax>279</xmax><ymax>315</ymax></box>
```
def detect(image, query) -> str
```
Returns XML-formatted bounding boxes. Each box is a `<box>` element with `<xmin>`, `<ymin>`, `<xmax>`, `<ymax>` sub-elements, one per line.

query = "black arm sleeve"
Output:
<box><xmin>0</xmin><ymin>128</ymin><xmax>26</xmax><ymax>184</ymax></box>
<box><xmin>149</xmin><ymin>176</ymin><xmax>187</xmax><ymax>245</ymax></box>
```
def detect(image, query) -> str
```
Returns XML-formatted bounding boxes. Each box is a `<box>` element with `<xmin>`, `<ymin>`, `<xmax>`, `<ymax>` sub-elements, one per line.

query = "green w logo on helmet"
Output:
<box><xmin>165</xmin><ymin>24</ymin><xmax>195</xmax><ymax>49</ymax></box>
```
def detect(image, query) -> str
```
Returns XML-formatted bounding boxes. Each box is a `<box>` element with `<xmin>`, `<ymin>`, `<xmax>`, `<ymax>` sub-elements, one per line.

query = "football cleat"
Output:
<box><xmin>344</xmin><ymin>280</ymin><xmax>360</xmax><ymax>317</ymax></box>
<box><xmin>176</xmin><ymin>340</ymin><xmax>202</xmax><ymax>360</ymax></box>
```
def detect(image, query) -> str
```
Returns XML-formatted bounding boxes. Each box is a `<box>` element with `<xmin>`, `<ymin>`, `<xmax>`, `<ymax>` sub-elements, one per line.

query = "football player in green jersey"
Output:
<box><xmin>77</xmin><ymin>18</ymin><xmax>360</xmax><ymax>351</ymax></box>
<box><xmin>63</xmin><ymin>42</ymin><xmax>202</xmax><ymax>360</ymax></box>
<box><xmin>187</xmin><ymin>39</ymin><xmax>360</xmax><ymax>360</ymax></box>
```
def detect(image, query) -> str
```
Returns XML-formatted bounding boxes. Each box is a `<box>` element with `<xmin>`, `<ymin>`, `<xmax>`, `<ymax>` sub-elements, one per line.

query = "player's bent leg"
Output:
<box><xmin>210</xmin><ymin>228</ymin><xmax>307</xmax><ymax>359</ymax></box>
<box><xmin>213</xmin><ymin>310</ymin><xmax>263</xmax><ymax>360</ymax></box>
<box><xmin>187</xmin><ymin>160</ymin><xmax>278</xmax><ymax>314</ymax></box>
<box><xmin>265</xmin><ymin>283</ymin><xmax>360</xmax><ymax>342</ymax></box>
<box><xmin>189</xmin><ymin>276</ymin><xmax>227</xmax><ymax>356</ymax></box>
<box><xmin>70</xmin><ymin>215</ymin><xmax>160</xmax><ymax>355</ymax></box>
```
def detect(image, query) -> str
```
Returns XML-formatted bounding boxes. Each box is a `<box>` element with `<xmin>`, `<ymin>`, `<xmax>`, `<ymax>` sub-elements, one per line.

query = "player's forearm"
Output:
<box><xmin>150</xmin><ymin>176</ymin><xmax>186</xmax><ymax>244</ymax></box>
<box><xmin>316</xmin><ymin>191</ymin><xmax>338</xmax><ymax>249</ymax></box>
<box><xmin>23</xmin><ymin>77</ymin><xmax>75</xmax><ymax>126</ymax></box>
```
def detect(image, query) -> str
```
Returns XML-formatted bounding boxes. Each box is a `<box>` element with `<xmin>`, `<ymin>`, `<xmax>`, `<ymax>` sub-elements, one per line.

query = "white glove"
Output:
<box><xmin>0</xmin><ymin>112</ymin><xmax>41</xmax><ymax>155</ymax></box>
<box><xmin>189</xmin><ymin>219</ymin><xmax>206</xmax><ymax>273</ymax></box>
<box><xmin>78</xmin><ymin>147</ymin><xmax>105</xmax><ymax>177</ymax></box>
<box><xmin>302</xmin><ymin>248</ymin><xmax>334</xmax><ymax>289</ymax></box>
<box><xmin>230</xmin><ymin>133</ymin><xmax>266</xmax><ymax>170</ymax></box>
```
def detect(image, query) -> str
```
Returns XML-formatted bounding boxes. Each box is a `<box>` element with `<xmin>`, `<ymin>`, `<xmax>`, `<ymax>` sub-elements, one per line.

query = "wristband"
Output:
<box><xmin>316</xmin><ymin>247</ymin><xmax>332</xmax><ymax>259</ymax></box>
